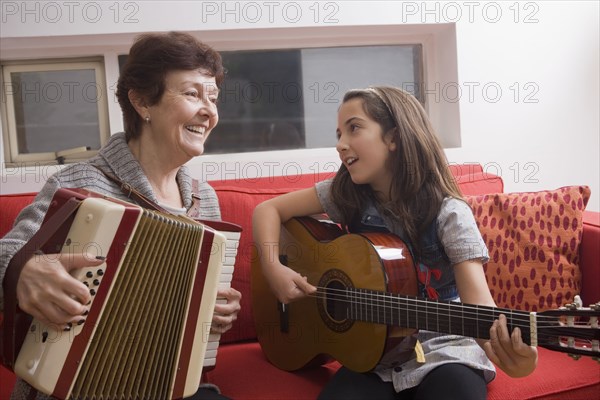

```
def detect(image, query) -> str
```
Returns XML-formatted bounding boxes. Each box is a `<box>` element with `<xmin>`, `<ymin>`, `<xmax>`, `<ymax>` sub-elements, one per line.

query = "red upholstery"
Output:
<box><xmin>487</xmin><ymin>348</ymin><xmax>600</xmax><ymax>400</ymax></box>
<box><xmin>581</xmin><ymin>211</ymin><xmax>600</xmax><ymax>305</ymax></box>
<box><xmin>211</xmin><ymin>172</ymin><xmax>335</xmax><ymax>344</ymax></box>
<box><xmin>0</xmin><ymin>193</ymin><xmax>37</xmax><ymax>238</ymax></box>
<box><xmin>204</xmin><ymin>344</ymin><xmax>600</xmax><ymax>400</ymax></box>
<box><xmin>1</xmin><ymin>165</ymin><xmax>598</xmax><ymax>400</ymax></box>
<box><xmin>205</xmin><ymin>342</ymin><xmax>340</xmax><ymax>400</ymax></box>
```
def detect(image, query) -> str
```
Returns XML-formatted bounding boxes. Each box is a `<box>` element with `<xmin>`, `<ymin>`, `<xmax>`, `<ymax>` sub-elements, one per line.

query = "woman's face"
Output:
<box><xmin>146</xmin><ymin>69</ymin><xmax>219</xmax><ymax>161</ymax></box>
<box><xmin>336</xmin><ymin>97</ymin><xmax>396</xmax><ymax>198</ymax></box>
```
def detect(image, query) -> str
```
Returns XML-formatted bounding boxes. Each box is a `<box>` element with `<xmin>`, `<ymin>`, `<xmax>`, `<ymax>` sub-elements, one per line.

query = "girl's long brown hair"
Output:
<box><xmin>331</xmin><ymin>86</ymin><xmax>462</xmax><ymax>256</ymax></box>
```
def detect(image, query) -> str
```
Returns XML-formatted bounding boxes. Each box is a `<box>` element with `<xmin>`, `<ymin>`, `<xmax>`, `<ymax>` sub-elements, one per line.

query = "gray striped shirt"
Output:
<box><xmin>1</xmin><ymin>132</ymin><xmax>221</xmax><ymax>400</ymax></box>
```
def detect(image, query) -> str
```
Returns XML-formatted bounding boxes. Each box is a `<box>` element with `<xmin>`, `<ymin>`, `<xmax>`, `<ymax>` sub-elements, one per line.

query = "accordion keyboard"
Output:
<box><xmin>203</xmin><ymin>229</ymin><xmax>241</xmax><ymax>369</ymax></box>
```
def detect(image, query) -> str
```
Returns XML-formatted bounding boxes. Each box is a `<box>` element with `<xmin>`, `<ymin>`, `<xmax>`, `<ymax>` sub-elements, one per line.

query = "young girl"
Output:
<box><xmin>252</xmin><ymin>86</ymin><xmax>537</xmax><ymax>399</ymax></box>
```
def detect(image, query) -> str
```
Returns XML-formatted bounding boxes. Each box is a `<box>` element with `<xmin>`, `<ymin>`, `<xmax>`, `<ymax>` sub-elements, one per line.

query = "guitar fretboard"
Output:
<box><xmin>343</xmin><ymin>288</ymin><xmax>534</xmax><ymax>344</ymax></box>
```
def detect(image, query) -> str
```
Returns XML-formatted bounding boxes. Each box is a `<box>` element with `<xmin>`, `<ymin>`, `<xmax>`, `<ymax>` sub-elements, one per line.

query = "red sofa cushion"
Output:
<box><xmin>211</xmin><ymin>172</ymin><xmax>336</xmax><ymax>344</ymax></box>
<box><xmin>0</xmin><ymin>192</ymin><xmax>37</xmax><ymax>238</ymax></box>
<box><xmin>204</xmin><ymin>343</ymin><xmax>600</xmax><ymax>400</ymax></box>
<box><xmin>0</xmin><ymin>364</ymin><xmax>16</xmax><ymax>400</ymax></box>
<box><xmin>487</xmin><ymin>347</ymin><xmax>600</xmax><ymax>400</ymax></box>
<box><xmin>581</xmin><ymin>211</ymin><xmax>600</xmax><ymax>305</ymax></box>
<box><xmin>205</xmin><ymin>342</ymin><xmax>341</xmax><ymax>400</ymax></box>
<box><xmin>465</xmin><ymin>186</ymin><xmax>591</xmax><ymax>311</ymax></box>
<box><xmin>457</xmin><ymin>172</ymin><xmax>504</xmax><ymax>195</ymax></box>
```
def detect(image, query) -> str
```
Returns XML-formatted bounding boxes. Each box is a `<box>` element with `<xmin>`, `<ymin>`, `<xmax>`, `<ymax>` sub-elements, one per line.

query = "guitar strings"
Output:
<box><xmin>309</xmin><ymin>285</ymin><xmax>595</xmax><ymax>322</ymax></box>
<box><xmin>306</xmin><ymin>286</ymin><xmax>599</xmax><ymax>347</ymax></box>
<box><xmin>308</xmin><ymin>288</ymin><xmax>595</xmax><ymax>349</ymax></box>
<box><xmin>309</xmin><ymin>286</ymin><xmax>595</xmax><ymax>327</ymax></box>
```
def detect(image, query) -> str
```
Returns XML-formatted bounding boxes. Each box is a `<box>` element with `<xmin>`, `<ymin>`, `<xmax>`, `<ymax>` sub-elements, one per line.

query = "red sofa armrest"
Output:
<box><xmin>580</xmin><ymin>211</ymin><xmax>600</xmax><ymax>305</ymax></box>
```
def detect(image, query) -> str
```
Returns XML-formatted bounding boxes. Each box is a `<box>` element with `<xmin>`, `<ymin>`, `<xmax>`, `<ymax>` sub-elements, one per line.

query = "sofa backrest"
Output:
<box><xmin>0</xmin><ymin>193</ymin><xmax>37</xmax><ymax>238</ymax></box>
<box><xmin>0</xmin><ymin>165</ymin><xmax>504</xmax><ymax>344</ymax></box>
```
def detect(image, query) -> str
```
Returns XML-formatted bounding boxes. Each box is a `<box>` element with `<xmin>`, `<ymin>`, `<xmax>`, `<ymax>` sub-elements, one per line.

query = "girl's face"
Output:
<box><xmin>336</xmin><ymin>97</ymin><xmax>396</xmax><ymax>198</ymax></box>
<box><xmin>146</xmin><ymin>69</ymin><xmax>219</xmax><ymax>163</ymax></box>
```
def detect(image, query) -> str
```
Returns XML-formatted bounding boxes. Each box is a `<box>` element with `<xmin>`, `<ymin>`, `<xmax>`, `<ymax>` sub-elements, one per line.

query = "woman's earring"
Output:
<box><xmin>145</xmin><ymin>116</ymin><xmax>150</xmax><ymax>123</ymax></box>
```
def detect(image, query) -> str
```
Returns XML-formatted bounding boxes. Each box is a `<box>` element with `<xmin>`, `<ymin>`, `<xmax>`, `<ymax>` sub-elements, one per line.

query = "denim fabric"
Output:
<box><xmin>348</xmin><ymin>201</ymin><xmax>458</xmax><ymax>301</ymax></box>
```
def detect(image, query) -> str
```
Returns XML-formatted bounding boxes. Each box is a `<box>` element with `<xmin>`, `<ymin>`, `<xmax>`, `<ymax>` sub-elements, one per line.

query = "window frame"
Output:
<box><xmin>1</xmin><ymin>58</ymin><xmax>110</xmax><ymax>166</ymax></box>
<box><xmin>0</xmin><ymin>24</ymin><xmax>459</xmax><ymax>178</ymax></box>
<box><xmin>208</xmin><ymin>43</ymin><xmax>425</xmax><ymax>154</ymax></box>
<box><xmin>194</xmin><ymin>24</ymin><xmax>460</xmax><ymax>174</ymax></box>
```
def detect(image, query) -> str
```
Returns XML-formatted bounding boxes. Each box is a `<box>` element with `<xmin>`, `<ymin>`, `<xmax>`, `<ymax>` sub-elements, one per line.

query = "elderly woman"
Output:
<box><xmin>1</xmin><ymin>31</ymin><xmax>241</xmax><ymax>400</ymax></box>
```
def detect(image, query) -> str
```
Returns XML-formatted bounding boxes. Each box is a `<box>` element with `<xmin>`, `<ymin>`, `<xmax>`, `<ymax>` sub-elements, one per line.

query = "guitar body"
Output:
<box><xmin>251</xmin><ymin>217</ymin><xmax>417</xmax><ymax>372</ymax></box>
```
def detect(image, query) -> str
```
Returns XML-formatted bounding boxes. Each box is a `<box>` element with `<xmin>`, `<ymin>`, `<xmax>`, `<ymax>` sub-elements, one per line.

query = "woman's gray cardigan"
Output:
<box><xmin>1</xmin><ymin>132</ymin><xmax>221</xmax><ymax>400</ymax></box>
<box><xmin>0</xmin><ymin>131</ymin><xmax>221</xmax><ymax>311</ymax></box>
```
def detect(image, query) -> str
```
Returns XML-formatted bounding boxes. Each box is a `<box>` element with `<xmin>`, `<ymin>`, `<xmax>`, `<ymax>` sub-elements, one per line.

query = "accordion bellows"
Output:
<box><xmin>14</xmin><ymin>189</ymin><xmax>228</xmax><ymax>399</ymax></box>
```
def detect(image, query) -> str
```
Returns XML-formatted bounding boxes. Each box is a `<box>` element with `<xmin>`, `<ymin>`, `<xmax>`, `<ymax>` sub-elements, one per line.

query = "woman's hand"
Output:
<box><xmin>16</xmin><ymin>252</ymin><xmax>104</xmax><ymax>330</ymax></box>
<box><xmin>210</xmin><ymin>287</ymin><xmax>242</xmax><ymax>334</ymax></box>
<box><xmin>265</xmin><ymin>263</ymin><xmax>316</xmax><ymax>305</ymax></box>
<box><xmin>483</xmin><ymin>314</ymin><xmax>538</xmax><ymax>378</ymax></box>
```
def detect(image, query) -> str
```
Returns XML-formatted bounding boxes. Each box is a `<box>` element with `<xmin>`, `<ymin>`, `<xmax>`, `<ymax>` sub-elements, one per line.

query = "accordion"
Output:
<box><xmin>2</xmin><ymin>188</ymin><xmax>241</xmax><ymax>399</ymax></box>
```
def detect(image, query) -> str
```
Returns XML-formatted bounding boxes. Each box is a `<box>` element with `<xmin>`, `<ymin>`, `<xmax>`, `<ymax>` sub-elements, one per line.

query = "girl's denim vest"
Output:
<box><xmin>348</xmin><ymin>204</ymin><xmax>458</xmax><ymax>301</ymax></box>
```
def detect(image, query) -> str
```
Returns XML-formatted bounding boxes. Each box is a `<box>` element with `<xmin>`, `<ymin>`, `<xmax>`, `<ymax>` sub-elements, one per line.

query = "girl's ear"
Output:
<box><xmin>128</xmin><ymin>89</ymin><xmax>149</xmax><ymax>119</ymax></box>
<box><xmin>385</xmin><ymin>128</ymin><xmax>397</xmax><ymax>151</ymax></box>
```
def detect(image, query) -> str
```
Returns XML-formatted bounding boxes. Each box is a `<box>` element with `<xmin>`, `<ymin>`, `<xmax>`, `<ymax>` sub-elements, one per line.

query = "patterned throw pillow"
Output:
<box><xmin>465</xmin><ymin>186</ymin><xmax>591</xmax><ymax>312</ymax></box>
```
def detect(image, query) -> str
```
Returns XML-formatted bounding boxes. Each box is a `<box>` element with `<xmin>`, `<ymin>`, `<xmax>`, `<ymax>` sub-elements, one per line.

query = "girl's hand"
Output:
<box><xmin>211</xmin><ymin>287</ymin><xmax>242</xmax><ymax>334</ymax></box>
<box><xmin>265</xmin><ymin>263</ymin><xmax>316</xmax><ymax>304</ymax></box>
<box><xmin>16</xmin><ymin>252</ymin><xmax>104</xmax><ymax>330</ymax></box>
<box><xmin>483</xmin><ymin>314</ymin><xmax>538</xmax><ymax>377</ymax></box>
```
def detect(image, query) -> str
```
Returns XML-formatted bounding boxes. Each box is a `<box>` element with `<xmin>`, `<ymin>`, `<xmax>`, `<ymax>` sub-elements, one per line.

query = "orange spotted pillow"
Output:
<box><xmin>465</xmin><ymin>186</ymin><xmax>590</xmax><ymax>312</ymax></box>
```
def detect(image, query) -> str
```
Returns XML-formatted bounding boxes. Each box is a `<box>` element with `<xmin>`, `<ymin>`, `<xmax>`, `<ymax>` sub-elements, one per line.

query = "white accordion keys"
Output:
<box><xmin>203</xmin><ymin>229</ymin><xmax>241</xmax><ymax>369</ymax></box>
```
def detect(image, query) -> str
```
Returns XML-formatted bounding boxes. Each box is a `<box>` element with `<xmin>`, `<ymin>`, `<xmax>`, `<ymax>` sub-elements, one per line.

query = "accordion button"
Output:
<box><xmin>93</xmin><ymin>279</ymin><xmax>100</xmax><ymax>286</ymax></box>
<box><xmin>90</xmin><ymin>289</ymin><xmax>96</xmax><ymax>296</ymax></box>
<box><xmin>97</xmin><ymin>269</ymin><xmax>104</xmax><ymax>276</ymax></box>
<box><xmin>86</xmin><ymin>271</ymin><xmax>93</xmax><ymax>278</ymax></box>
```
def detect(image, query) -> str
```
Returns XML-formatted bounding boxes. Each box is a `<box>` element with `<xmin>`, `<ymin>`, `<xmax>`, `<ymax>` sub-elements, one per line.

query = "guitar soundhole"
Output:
<box><xmin>318</xmin><ymin>269</ymin><xmax>354</xmax><ymax>333</ymax></box>
<box><xmin>326</xmin><ymin>280</ymin><xmax>349</xmax><ymax>322</ymax></box>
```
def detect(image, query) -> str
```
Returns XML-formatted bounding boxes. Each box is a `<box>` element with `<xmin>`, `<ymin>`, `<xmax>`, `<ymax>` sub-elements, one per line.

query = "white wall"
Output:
<box><xmin>1</xmin><ymin>1</ymin><xmax>598</xmax><ymax>211</ymax></box>
<box><xmin>447</xmin><ymin>1</ymin><xmax>599</xmax><ymax>212</ymax></box>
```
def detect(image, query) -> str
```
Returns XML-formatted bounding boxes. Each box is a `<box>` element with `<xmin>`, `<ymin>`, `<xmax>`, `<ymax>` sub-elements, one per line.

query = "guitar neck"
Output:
<box><xmin>345</xmin><ymin>288</ymin><xmax>535</xmax><ymax>344</ymax></box>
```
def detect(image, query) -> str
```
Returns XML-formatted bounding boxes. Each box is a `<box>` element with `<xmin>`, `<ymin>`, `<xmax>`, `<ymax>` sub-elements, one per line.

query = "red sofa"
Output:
<box><xmin>1</xmin><ymin>163</ymin><xmax>599</xmax><ymax>400</ymax></box>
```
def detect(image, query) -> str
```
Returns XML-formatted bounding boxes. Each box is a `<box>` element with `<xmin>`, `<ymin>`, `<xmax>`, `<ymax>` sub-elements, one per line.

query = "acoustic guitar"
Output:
<box><xmin>251</xmin><ymin>216</ymin><xmax>600</xmax><ymax>372</ymax></box>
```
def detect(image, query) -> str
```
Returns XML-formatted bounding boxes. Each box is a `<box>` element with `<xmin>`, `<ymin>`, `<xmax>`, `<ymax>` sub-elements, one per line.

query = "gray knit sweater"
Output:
<box><xmin>1</xmin><ymin>132</ymin><xmax>221</xmax><ymax>400</ymax></box>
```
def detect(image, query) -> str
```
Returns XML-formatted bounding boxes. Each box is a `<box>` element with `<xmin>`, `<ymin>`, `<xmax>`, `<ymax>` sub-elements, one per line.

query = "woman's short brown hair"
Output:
<box><xmin>116</xmin><ymin>31</ymin><xmax>224</xmax><ymax>140</ymax></box>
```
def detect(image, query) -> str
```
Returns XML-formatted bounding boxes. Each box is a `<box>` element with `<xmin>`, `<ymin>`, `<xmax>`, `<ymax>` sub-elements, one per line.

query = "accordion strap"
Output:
<box><xmin>92</xmin><ymin>166</ymin><xmax>167</xmax><ymax>213</ymax></box>
<box><xmin>92</xmin><ymin>165</ymin><xmax>202</xmax><ymax>218</ymax></box>
<box><xmin>1</xmin><ymin>196</ymin><xmax>82</xmax><ymax>369</ymax></box>
<box><xmin>189</xmin><ymin>178</ymin><xmax>202</xmax><ymax>219</ymax></box>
